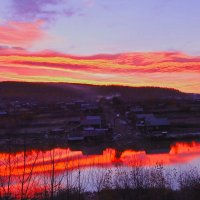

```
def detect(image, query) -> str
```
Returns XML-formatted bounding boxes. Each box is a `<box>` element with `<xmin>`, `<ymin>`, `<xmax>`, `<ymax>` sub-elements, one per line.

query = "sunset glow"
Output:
<box><xmin>0</xmin><ymin>50</ymin><xmax>200</xmax><ymax>93</ymax></box>
<box><xmin>0</xmin><ymin>1</ymin><xmax>200</xmax><ymax>93</ymax></box>
<box><xmin>1</xmin><ymin>142</ymin><xmax>200</xmax><ymax>197</ymax></box>
<box><xmin>1</xmin><ymin>1</ymin><xmax>200</xmax><ymax>198</ymax></box>
<box><xmin>1</xmin><ymin>142</ymin><xmax>200</xmax><ymax>177</ymax></box>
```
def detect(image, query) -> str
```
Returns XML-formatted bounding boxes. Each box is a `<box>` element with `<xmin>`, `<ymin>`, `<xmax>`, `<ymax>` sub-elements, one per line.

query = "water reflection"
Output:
<box><xmin>1</xmin><ymin>141</ymin><xmax>200</xmax><ymax>198</ymax></box>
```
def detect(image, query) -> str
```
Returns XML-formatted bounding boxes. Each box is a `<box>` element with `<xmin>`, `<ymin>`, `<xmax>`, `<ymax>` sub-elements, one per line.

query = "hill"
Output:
<box><xmin>0</xmin><ymin>82</ymin><xmax>188</xmax><ymax>103</ymax></box>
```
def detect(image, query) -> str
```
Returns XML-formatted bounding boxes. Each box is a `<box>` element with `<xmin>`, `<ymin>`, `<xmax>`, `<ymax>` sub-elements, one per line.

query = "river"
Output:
<box><xmin>1</xmin><ymin>140</ymin><xmax>200</xmax><ymax>198</ymax></box>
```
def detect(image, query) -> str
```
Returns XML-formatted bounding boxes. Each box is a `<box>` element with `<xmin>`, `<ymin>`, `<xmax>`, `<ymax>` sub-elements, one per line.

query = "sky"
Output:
<box><xmin>0</xmin><ymin>0</ymin><xmax>200</xmax><ymax>93</ymax></box>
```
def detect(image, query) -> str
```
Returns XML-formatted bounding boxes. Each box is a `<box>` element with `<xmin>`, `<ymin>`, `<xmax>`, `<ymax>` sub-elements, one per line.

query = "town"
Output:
<box><xmin>0</xmin><ymin>94</ymin><xmax>200</xmax><ymax>151</ymax></box>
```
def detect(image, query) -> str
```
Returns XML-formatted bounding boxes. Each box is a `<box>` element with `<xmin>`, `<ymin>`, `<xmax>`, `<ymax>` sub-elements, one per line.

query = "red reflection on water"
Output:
<box><xmin>0</xmin><ymin>148</ymin><xmax>116</xmax><ymax>177</ymax></box>
<box><xmin>1</xmin><ymin>141</ymin><xmax>200</xmax><ymax>197</ymax></box>
<box><xmin>121</xmin><ymin>141</ymin><xmax>200</xmax><ymax>166</ymax></box>
<box><xmin>1</xmin><ymin>142</ymin><xmax>200</xmax><ymax>176</ymax></box>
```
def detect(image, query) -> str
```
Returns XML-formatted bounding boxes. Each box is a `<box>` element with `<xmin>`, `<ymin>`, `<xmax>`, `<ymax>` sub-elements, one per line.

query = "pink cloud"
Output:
<box><xmin>0</xmin><ymin>50</ymin><xmax>199</xmax><ymax>93</ymax></box>
<box><xmin>0</xmin><ymin>20</ymin><xmax>46</xmax><ymax>47</ymax></box>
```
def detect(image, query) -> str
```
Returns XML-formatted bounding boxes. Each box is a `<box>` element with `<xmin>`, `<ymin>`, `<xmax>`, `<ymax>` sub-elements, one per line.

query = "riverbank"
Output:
<box><xmin>1</xmin><ymin>163</ymin><xmax>200</xmax><ymax>200</ymax></box>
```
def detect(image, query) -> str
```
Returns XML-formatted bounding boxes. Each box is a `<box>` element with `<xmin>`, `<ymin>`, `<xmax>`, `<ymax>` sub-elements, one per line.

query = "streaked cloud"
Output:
<box><xmin>0</xmin><ymin>50</ymin><xmax>199</xmax><ymax>93</ymax></box>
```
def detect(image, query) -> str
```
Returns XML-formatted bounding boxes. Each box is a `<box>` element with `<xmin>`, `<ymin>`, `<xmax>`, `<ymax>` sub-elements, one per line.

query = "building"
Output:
<box><xmin>67</xmin><ymin>117</ymin><xmax>81</xmax><ymax>125</ymax></box>
<box><xmin>130</xmin><ymin>106</ymin><xmax>144</xmax><ymax>113</ymax></box>
<box><xmin>81</xmin><ymin>103</ymin><xmax>100</xmax><ymax>113</ymax></box>
<box><xmin>81</xmin><ymin>127</ymin><xmax>109</xmax><ymax>140</ymax></box>
<box><xmin>136</xmin><ymin>113</ymin><xmax>170</xmax><ymax>133</ymax></box>
<box><xmin>0</xmin><ymin>111</ymin><xmax>7</xmax><ymax>117</ymax></box>
<box><xmin>81</xmin><ymin>116</ymin><xmax>102</xmax><ymax>128</ymax></box>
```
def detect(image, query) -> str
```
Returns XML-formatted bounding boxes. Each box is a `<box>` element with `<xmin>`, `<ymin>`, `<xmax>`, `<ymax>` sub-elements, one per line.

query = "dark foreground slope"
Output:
<box><xmin>0</xmin><ymin>82</ymin><xmax>188</xmax><ymax>102</ymax></box>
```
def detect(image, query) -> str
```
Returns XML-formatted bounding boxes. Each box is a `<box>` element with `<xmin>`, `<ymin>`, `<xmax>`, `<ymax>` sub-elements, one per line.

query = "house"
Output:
<box><xmin>50</xmin><ymin>128</ymin><xmax>65</xmax><ymax>134</ymax></box>
<box><xmin>191</xmin><ymin>99</ymin><xmax>200</xmax><ymax>111</ymax></box>
<box><xmin>0</xmin><ymin>111</ymin><xmax>7</xmax><ymax>117</ymax></box>
<box><xmin>130</xmin><ymin>106</ymin><xmax>144</xmax><ymax>113</ymax></box>
<box><xmin>67</xmin><ymin>117</ymin><xmax>81</xmax><ymax>125</ymax></box>
<box><xmin>136</xmin><ymin>114</ymin><xmax>155</xmax><ymax>125</ymax></box>
<box><xmin>136</xmin><ymin>113</ymin><xmax>170</xmax><ymax>133</ymax></box>
<box><xmin>81</xmin><ymin>127</ymin><xmax>110</xmax><ymax>140</ymax></box>
<box><xmin>82</xmin><ymin>127</ymin><xmax>107</xmax><ymax>136</ymax></box>
<box><xmin>67</xmin><ymin>136</ymin><xmax>84</xmax><ymax>142</ymax></box>
<box><xmin>81</xmin><ymin>116</ymin><xmax>102</xmax><ymax>128</ymax></box>
<box><xmin>81</xmin><ymin>103</ymin><xmax>100</xmax><ymax>113</ymax></box>
<box><xmin>74</xmin><ymin>100</ymin><xmax>85</xmax><ymax>108</ymax></box>
<box><xmin>66</xmin><ymin>102</ymin><xmax>76</xmax><ymax>108</ymax></box>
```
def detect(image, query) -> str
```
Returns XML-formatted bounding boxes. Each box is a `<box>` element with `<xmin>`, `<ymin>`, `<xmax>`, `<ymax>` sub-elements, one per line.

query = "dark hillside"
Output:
<box><xmin>0</xmin><ymin>82</ymin><xmax>188</xmax><ymax>103</ymax></box>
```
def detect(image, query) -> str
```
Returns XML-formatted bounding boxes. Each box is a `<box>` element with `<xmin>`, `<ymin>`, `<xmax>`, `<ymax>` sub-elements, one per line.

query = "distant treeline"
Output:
<box><xmin>0</xmin><ymin>81</ymin><xmax>187</xmax><ymax>103</ymax></box>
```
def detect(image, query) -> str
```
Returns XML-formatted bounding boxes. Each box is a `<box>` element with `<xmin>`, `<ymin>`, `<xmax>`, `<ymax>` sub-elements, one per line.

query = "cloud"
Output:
<box><xmin>84</xmin><ymin>0</ymin><xmax>95</xmax><ymax>7</ymax></box>
<box><xmin>63</xmin><ymin>8</ymin><xmax>78</xmax><ymax>18</ymax></box>
<box><xmin>9</xmin><ymin>0</ymin><xmax>81</xmax><ymax>22</ymax></box>
<box><xmin>0</xmin><ymin>20</ymin><xmax>47</xmax><ymax>47</ymax></box>
<box><xmin>10</xmin><ymin>0</ymin><xmax>61</xmax><ymax>21</ymax></box>
<box><xmin>0</xmin><ymin>50</ymin><xmax>199</xmax><ymax>93</ymax></box>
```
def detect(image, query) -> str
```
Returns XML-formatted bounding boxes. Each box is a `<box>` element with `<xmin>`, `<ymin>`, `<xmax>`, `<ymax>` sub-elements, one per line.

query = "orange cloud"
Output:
<box><xmin>0</xmin><ymin>50</ymin><xmax>200</xmax><ymax>93</ymax></box>
<box><xmin>0</xmin><ymin>20</ymin><xmax>46</xmax><ymax>47</ymax></box>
